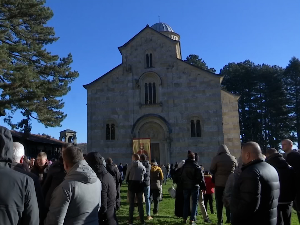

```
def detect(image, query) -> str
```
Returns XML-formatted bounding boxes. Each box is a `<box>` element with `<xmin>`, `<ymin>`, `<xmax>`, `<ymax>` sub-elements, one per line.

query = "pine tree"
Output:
<box><xmin>254</xmin><ymin>64</ymin><xmax>293</xmax><ymax>149</ymax></box>
<box><xmin>185</xmin><ymin>54</ymin><xmax>216</xmax><ymax>73</ymax></box>
<box><xmin>221</xmin><ymin>61</ymin><xmax>293</xmax><ymax>150</ymax></box>
<box><xmin>0</xmin><ymin>0</ymin><xmax>79</xmax><ymax>133</ymax></box>
<box><xmin>284</xmin><ymin>57</ymin><xmax>300</xmax><ymax>148</ymax></box>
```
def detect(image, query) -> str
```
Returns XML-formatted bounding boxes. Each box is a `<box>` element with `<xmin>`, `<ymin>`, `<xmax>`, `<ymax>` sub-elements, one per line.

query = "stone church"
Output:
<box><xmin>84</xmin><ymin>22</ymin><xmax>241</xmax><ymax>168</ymax></box>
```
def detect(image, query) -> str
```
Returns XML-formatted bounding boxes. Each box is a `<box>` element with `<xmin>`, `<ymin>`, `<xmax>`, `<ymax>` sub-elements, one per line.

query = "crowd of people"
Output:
<box><xmin>1</xmin><ymin>125</ymin><xmax>300</xmax><ymax>225</ymax></box>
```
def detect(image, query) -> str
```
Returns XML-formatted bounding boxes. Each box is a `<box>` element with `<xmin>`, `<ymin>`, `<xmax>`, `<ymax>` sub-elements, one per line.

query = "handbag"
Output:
<box><xmin>168</xmin><ymin>184</ymin><xmax>177</xmax><ymax>199</ymax></box>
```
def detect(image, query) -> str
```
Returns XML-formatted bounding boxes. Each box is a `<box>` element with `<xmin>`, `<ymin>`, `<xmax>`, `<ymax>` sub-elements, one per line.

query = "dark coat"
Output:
<box><xmin>284</xmin><ymin>151</ymin><xmax>300</xmax><ymax>184</ymax></box>
<box><xmin>180</xmin><ymin>159</ymin><xmax>206</xmax><ymax>191</ymax></box>
<box><xmin>230</xmin><ymin>159</ymin><xmax>280</xmax><ymax>225</ymax></box>
<box><xmin>0</xmin><ymin>126</ymin><xmax>39</xmax><ymax>225</ymax></box>
<box><xmin>42</xmin><ymin>158</ymin><xmax>66</xmax><ymax>211</ymax></box>
<box><xmin>173</xmin><ymin>168</ymin><xmax>184</xmax><ymax>217</ymax></box>
<box><xmin>284</xmin><ymin>151</ymin><xmax>300</xmax><ymax>211</ymax></box>
<box><xmin>141</xmin><ymin>160</ymin><xmax>150</xmax><ymax>186</ymax></box>
<box><xmin>13</xmin><ymin>163</ymin><xmax>45</xmax><ymax>222</ymax></box>
<box><xmin>266</xmin><ymin>153</ymin><xmax>296</xmax><ymax>203</ymax></box>
<box><xmin>31</xmin><ymin>163</ymin><xmax>48</xmax><ymax>186</ymax></box>
<box><xmin>106</xmin><ymin>163</ymin><xmax>121</xmax><ymax>210</ymax></box>
<box><xmin>86</xmin><ymin>152</ymin><xmax>118</xmax><ymax>225</ymax></box>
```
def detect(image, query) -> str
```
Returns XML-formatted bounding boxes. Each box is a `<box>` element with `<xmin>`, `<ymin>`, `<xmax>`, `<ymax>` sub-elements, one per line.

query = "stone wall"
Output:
<box><xmin>85</xmin><ymin>27</ymin><xmax>240</xmax><ymax>169</ymax></box>
<box><xmin>221</xmin><ymin>90</ymin><xmax>241</xmax><ymax>158</ymax></box>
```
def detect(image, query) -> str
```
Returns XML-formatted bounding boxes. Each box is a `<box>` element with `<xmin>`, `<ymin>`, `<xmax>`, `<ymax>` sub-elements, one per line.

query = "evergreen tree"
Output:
<box><xmin>221</xmin><ymin>61</ymin><xmax>293</xmax><ymax>150</ymax></box>
<box><xmin>0</xmin><ymin>0</ymin><xmax>79</xmax><ymax>133</ymax></box>
<box><xmin>254</xmin><ymin>64</ymin><xmax>293</xmax><ymax>149</ymax></box>
<box><xmin>284</xmin><ymin>57</ymin><xmax>300</xmax><ymax>148</ymax></box>
<box><xmin>185</xmin><ymin>54</ymin><xmax>216</xmax><ymax>73</ymax></box>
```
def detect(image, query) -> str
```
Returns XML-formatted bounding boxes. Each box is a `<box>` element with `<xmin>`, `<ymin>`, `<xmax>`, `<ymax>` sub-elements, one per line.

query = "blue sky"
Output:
<box><xmin>4</xmin><ymin>0</ymin><xmax>300</xmax><ymax>144</ymax></box>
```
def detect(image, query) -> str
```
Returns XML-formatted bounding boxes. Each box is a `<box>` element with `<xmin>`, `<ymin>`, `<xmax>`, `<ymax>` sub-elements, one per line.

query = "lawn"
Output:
<box><xmin>117</xmin><ymin>180</ymin><xmax>299</xmax><ymax>225</ymax></box>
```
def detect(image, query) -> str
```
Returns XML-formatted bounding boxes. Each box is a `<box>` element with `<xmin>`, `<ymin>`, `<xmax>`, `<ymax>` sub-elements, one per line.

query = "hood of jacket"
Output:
<box><xmin>234</xmin><ymin>156</ymin><xmax>243</xmax><ymax>175</ymax></box>
<box><xmin>151</xmin><ymin>164</ymin><xmax>160</xmax><ymax>172</ymax></box>
<box><xmin>85</xmin><ymin>152</ymin><xmax>108</xmax><ymax>180</ymax></box>
<box><xmin>217</xmin><ymin>144</ymin><xmax>230</xmax><ymax>155</ymax></box>
<box><xmin>11</xmin><ymin>162</ymin><xmax>31</xmax><ymax>172</ymax></box>
<box><xmin>65</xmin><ymin>160</ymin><xmax>98</xmax><ymax>184</ymax></box>
<box><xmin>0</xmin><ymin>126</ymin><xmax>13</xmax><ymax>167</ymax></box>
<box><xmin>266</xmin><ymin>153</ymin><xmax>288</xmax><ymax>169</ymax></box>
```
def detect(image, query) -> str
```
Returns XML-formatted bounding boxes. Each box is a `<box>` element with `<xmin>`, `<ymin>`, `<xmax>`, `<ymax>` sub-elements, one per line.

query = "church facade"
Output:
<box><xmin>84</xmin><ymin>22</ymin><xmax>241</xmax><ymax>168</ymax></box>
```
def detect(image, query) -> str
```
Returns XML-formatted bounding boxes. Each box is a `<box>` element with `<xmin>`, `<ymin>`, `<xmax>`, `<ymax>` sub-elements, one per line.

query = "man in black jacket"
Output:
<box><xmin>266</xmin><ymin>148</ymin><xmax>296</xmax><ymax>225</ymax></box>
<box><xmin>181</xmin><ymin>152</ymin><xmax>206</xmax><ymax>225</ymax></box>
<box><xmin>12</xmin><ymin>142</ymin><xmax>45</xmax><ymax>223</ymax></box>
<box><xmin>42</xmin><ymin>143</ymin><xmax>71</xmax><ymax>215</ymax></box>
<box><xmin>0</xmin><ymin>126</ymin><xmax>39</xmax><ymax>225</ymax></box>
<box><xmin>106</xmin><ymin>157</ymin><xmax>122</xmax><ymax>210</ymax></box>
<box><xmin>86</xmin><ymin>152</ymin><xmax>118</xmax><ymax>225</ymax></box>
<box><xmin>231</xmin><ymin>142</ymin><xmax>280</xmax><ymax>225</ymax></box>
<box><xmin>282</xmin><ymin>139</ymin><xmax>300</xmax><ymax>222</ymax></box>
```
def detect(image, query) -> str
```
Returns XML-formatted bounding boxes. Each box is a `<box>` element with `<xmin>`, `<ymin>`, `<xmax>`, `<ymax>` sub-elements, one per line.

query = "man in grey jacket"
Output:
<box><xmin>125</xmin><ymin>154</ymin><xmax>146</xmax><ymax>225</ymax></box>
<box><xmin>45</xmin><ymin>146</ymin><xmax>101</xmax><ymax>225</ymax></box>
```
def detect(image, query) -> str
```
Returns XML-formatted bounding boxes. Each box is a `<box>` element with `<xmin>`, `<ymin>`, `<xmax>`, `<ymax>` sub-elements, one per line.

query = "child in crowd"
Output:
<box><xmin>204</xmin><ymin>171</ymin><xmax>215</xmax><ymax>214</ymax></box>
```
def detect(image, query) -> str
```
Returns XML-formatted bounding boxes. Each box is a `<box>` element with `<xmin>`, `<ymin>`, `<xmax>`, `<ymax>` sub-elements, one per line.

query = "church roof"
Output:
<box><xmin>118</xmin><ymin>24</ymin><xmax>179</xmax><ymax>52</ymax></box>
<box><xmin>151</xmin><ymin>22</ymin><xmax>174</xmax><ymax>32</ymax></box>
<box><xmin>177</xmin><ymin>58</ymin><xmax>223</xmax><ymax>78</ymax></box>
<box><xmin>60</xmin><ymin>129</ymin><xmax>76</xmax><ymax>133</ymax></box>
<box><xmin>83</xmin><ymin>64</ymin><xmax>122</xmax><ymax>89</ymax></box>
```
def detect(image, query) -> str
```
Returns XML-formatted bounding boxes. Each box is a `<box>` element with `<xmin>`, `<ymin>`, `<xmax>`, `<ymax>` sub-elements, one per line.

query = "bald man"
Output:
<box><xmin>230</xmin><ymin>142</ymin><xmax>280</xmax><ymax>225</ymax></box>
<box><xmin>281</xmin><ymin>139</ymin><xmax>300</xmax><ymax>223</ymax></box>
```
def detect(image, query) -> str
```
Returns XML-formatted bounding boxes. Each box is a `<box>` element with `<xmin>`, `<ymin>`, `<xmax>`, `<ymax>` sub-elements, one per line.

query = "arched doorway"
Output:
<box><xmin>132</xmin><ymin>114</ymin><xmax>172</xmax><ymax>165</ymax></box>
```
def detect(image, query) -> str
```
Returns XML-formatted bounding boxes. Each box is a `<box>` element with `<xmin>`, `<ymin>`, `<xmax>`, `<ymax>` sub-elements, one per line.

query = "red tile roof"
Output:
<box><xmin>11</xmin><ymin>130</ymin><xmax>65</xmax><ymax>145</ymax></box>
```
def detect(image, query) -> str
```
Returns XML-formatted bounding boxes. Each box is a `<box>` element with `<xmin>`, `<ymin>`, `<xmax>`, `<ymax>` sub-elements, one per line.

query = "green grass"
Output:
<box><xmin>117</xmin><ymin>180</ymin><xmax>299</xmax><ymax>224</ymax></box>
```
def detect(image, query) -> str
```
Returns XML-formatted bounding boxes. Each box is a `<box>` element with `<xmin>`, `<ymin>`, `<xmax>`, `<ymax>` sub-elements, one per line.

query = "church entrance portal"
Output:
<box><xmin>132</xmin><ymin>114</ymin><xmax>172</xmax><ymax>165</ymax></box>
<box><xmin>138</xmin><ymin>122</ymin><xmax>165</xmax><ymax>164</ymax></box>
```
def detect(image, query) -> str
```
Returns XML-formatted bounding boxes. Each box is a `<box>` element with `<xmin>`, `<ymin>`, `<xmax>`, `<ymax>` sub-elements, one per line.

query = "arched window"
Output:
<box><xmin>111</xmin><ymin>124</ymin><xmax>115</xmax><ymax>140</ymax></box>
<box><xmin>146</xmin><ymin>53</ymin><xmax>153</xmax><ymax>68</ymax></box>
<box><xmin>153</xmin><ymin>83</ymin><xmax>156</xmax><ymax>104</ymax></box>
<box><xmin>191</xmin><ymin>120</ymin><xmax>196</xmax><ymax>137</ymax></box>
<box><xmin>106</xmin><ymin>124</ymin><xmax>110</xmax><ymax>140</ymax></box>
<box><xmin>196</xmin><ymin>120</ymin><xmax>201</xmax><ymax>137</ymax></box>
<box><xmin>139</xmin><ymin>72</ymin><xmax>161</xmax><ymax>105</ymax></box>
<box><xmin>191</xmin><ymin>119</ymin><xmax>201</xmax><ymax>137</ymax></box>
<box><xmin>145</xmin><ymin>82</ymin><xmax>156</xmax><ymax>104</ymax></box>
<box><xmin>145</xmin><ymin>83</ymin><xmax>148</xmax><ymax>104</ymax></box>
<box><xmin>105</xmin><ymin>123</ymin><xmax>116</xmax><ymax>140</ymax></box>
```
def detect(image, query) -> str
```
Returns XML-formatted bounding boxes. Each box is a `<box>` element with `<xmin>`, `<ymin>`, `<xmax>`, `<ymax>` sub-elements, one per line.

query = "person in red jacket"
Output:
<box><xmin>204</xmin><ymin>171</ymin><xmax>215</xmax><ymax>214</ymax></box>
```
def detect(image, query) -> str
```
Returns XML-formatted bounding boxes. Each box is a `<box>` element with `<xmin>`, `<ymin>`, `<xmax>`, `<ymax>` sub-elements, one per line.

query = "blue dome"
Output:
<box><xmin>151</xmin><ymin>22</ymin><xmax>174</xmax><ymax>32</ymax></box>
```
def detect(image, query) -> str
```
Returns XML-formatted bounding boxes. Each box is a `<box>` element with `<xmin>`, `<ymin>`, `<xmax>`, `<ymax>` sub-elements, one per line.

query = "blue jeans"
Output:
<box><xmin>183</xmin><ymin>187</ymin><xmax>199</xmax><ymax>222</ymax></box>
<box><xmin>144</xmin><ymin>186</ymin><xmax>151</xmax><ymax>216</ymax></box>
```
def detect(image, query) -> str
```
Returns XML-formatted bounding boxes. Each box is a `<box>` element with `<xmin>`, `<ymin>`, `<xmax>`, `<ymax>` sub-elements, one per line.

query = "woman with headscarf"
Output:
<box><xmin>85</xmin><ymin>152</ymin><xmax>119</xmax><ymax>225</ymax></box>
<box><xmin>173</xmin><ymin>160</ymin><xmax>186</xmax><ymax>217</ymax></box>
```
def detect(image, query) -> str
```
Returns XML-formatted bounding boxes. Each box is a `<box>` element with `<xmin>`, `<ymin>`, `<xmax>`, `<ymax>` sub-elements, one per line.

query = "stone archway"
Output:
<box><xmin>132</xmin><ymin>114</ymin><xmax>171</xmax><ymax>165</ymax></box>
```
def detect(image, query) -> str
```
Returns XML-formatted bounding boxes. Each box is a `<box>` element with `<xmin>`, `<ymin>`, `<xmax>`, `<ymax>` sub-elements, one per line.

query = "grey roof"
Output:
<box><xmin>151</xmin><ymin>22</ymin><xmax>174</xmax><ymax>32</ymax></box>
<box><xmin>60</xmin><ymin>129</ymin><xmax>76</xmax><ymax>133</ymax></box>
